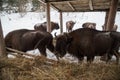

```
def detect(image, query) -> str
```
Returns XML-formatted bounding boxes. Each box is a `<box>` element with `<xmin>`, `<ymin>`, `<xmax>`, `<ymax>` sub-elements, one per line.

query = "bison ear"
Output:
<box><xmin>74</xmin><ymin>21</ymin><xmax>76</xmax><ymax>24</ymax></box>
<box><xmin>82</xmin><ymin>23</ymin><xmax>85</xmax><ymax>28</ymax></box>
<box><xmin>54</xmin><ymin>32</ymin><xmax>57</xmax><ymax>39</ymax></box>
<box><xmin>94</xmin><ymin>23</ymin><xmax>96</xmax><ymax>27</ymax></box>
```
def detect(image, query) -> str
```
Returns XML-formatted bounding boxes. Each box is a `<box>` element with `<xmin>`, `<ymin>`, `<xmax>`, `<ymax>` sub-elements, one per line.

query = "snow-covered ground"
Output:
<box><xmin>1</xmin><ymin>11</ymin><xmax>120</xmax><ymax>62</ymax></box>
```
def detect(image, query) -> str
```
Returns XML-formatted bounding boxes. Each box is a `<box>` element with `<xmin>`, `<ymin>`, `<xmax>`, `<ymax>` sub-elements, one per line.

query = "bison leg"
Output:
<box><xmin>38</xmin><ymin>47</ymin><xmax>47</xmax><ymax>57</ymax></box>
<box><xmin>47</xmin><ymin>40</ymin><xmax>54</xmax><ymax>53</ymax></box>
<box><xmin>100</xmin><ymin>53</ymin><xmax>112</xmax><ymax>63</ymax></box>
<box><xmin>104</xmin><ymin>53</ymin><xmax>112</xmax><ymax>64</ymax></box>
<box><xmin>78</xmin><ymin>55</ymin><xmax>84</xmax><ymax>63</ymax></box>
<box><xmin>113</xmin><ymin>50</ymin><xmax>119</xmax><ymax>64</ymax></box>
<box><xmin>87</xmin><ymin>56</ymin><xmax>94</xmax><ymax>63</ymax></box>
<box><xmin>100</xmin><ymin>54</ymin><xmax>108</xmax><ymax>61</ymax></box>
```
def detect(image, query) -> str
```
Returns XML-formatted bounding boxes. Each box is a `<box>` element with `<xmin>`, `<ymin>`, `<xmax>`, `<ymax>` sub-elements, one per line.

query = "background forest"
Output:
<box><xmin>0</xmin><ymin>0</ymin><xmax>45</xmax><ymax>15</ymax></box>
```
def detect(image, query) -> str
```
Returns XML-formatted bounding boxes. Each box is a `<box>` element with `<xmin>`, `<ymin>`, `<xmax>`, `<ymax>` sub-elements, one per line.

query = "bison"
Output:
<box><xmin>102</xmin><ymin>25</ymin><xmax>118</xmax><ymax>31</ymax></box>
<box><xmin>66</xmin><ymin>21</ymin><xmax>76</xmax><ymax>32</ymax></box>
<box><xmin>103</xmin><ymin>31</ymin><xmax>120</xmax><ymax>64</ymax></box>
<box><xmin>82</xmin><ymin>22</ymin><xmax>96</xmax><ymax>29</ymax></box>
<box><xmin>5</xmin><ymin>29</ymin><xmax>54</xmax><ymax>57</ymax></box>
<box><xmin>34</xmin><ymin>21</ymin><xmax>59</xmax><ymax>32</ymax></box>
<box><xmin>54</xmin><ymin>28</ymin><xmax>119</xmax><ymax>63</ymax></box>
<box><xmin>100</xmin><ymin>25</ymin><xmax>118</xmax><ymax>61</ymax></box>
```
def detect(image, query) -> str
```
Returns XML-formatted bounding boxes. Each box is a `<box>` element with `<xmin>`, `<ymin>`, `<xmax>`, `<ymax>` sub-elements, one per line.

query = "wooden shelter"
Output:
<box><xmin>0</xmin><ymin>0</ymin><xmax>120</xmax><ymax>57</ymax></box>
<box><xmin>40</xmin><ymin>0</ymin><xmax>120</xmax><ymax>32</ymax></box>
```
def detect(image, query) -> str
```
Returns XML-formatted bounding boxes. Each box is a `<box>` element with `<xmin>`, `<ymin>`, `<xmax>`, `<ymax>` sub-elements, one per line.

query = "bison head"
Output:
<box><xmin>51</xmin><ymin>22</ymin><xmax>59</xmax><ymax>30</ymax></box>
<box><xmin>54</xmin><ymin>33</ymin><xmax>73</xmax><ymax>59</ymax></box>
<box><xmin>82</xmin><ymin>22</ymin><xmax>96</xmax><ymax>29</ymax></box>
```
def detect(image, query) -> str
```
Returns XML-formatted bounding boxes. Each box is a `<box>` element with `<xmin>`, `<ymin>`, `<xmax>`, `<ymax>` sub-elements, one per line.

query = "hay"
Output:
<box><xmin>0</xmin><ymin>56</ymin><xmax>120</xmax><ymax>80</ymax></box>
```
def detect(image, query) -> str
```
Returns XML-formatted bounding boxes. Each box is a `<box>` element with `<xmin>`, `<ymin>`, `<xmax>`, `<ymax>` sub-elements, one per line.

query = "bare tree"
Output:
<box><xmin>18</xmin><ymin>0</ymin><xmax>28</xmax><ymax>17</ymax></box>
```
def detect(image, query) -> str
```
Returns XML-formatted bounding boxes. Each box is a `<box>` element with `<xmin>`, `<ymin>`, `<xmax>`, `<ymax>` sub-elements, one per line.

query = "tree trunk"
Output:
<box><xmin>0</xmin><ymin>19</ymin><xmax>7</xmax><ymax>58</ymax></box>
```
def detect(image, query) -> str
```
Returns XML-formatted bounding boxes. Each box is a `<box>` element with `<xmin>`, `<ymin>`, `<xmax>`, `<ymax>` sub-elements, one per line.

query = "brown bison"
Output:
<box><xmin>34</xmin><ymin>21</ymin><xmax>59</xmax><ymax>32</ymax></box>
<box><xmin>82</xmin><ymin>22</ymin><xmax>96</xmax><ymax>29</ymax></box>
<box><xmin>54</xmin><ymin>28</ymin><xmax>119</xmax><ymax>63</ymax></box>
<box><xmin>66</xmin><ymin>21</ymin><xmax>76</xmax><ymax>32</ymax></box>
<box><xmin>101</xmin><ymin>31</ymin><xmax>120</xmax><ymax>63</ymax></box>
<box><xmin>5</xmin><ymin>29</ymin><xmax>54</xmax><ymax>57</ymax></box>
<box><xmin>102</xmin><ymin>25</ymin><xmax>118</xmax><ymax>31</ymax></box>
<box><xmin>100</xmin><ymin>25</ymin><xmax>118</xmax><ymax>61</ymax></box>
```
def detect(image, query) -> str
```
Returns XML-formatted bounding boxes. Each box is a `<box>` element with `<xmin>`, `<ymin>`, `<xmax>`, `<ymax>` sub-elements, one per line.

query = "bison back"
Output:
<box><xmin>5</xmin><ymin>29</ymin><xmax>29</xmax><ymax>50</ymax></box>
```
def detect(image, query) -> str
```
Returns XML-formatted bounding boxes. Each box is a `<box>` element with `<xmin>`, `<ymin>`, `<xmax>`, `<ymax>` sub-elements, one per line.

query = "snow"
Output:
<box><xmin>1</xmin><ymin>11</ymin><xmax>120</xmax><ymax>62</ymax></box>
<box><xmin>1</xmin><ymin>11</ymin><xmax>120</xmax><ymax>37</ymax></box>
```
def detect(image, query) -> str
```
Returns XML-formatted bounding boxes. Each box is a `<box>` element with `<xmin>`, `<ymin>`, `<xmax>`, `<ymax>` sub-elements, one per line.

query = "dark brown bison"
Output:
<box><xmin>66</xmin><ymin>21</ymin><xmax>76</xmax><ymax>32</ymax></box>
<box><xmin>100</xmin><ymin>25</ymin><xmax>118</xmax><ymax>61</ymax></box>
<box><xmin>102</xmin><ymin>25</ymin><xmax>118</xmax><ymax>31</ymax></box>
<box><xmin>82</xmin><ymin>22</ymin><xmax>96</xmax><ymax>29</ymax></box>
<box><xmin>54</xmin><ymin>28</ymin><xmax>119</xmax><ymax>63</ymax></box>
<box><xmin>5</xmin><ymin>29</ymin><xmax>54</xmax><ymax>57</ymax></box>
<box><xmin>106</xmin><ymin>31</ymin><xmax>120</xmax><ymax>63</ymax></box>
<box><xmin>34</xmin><ymin>21</ymin><xmax>59</xmax><ymax>32</ymax></box>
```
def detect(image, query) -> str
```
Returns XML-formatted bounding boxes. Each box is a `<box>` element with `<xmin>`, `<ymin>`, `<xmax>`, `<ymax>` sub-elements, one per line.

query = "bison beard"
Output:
<box><xmin>55</xmin><ymin>28</ymin><xmax>120</xmax><ymax>63</ymax></box>
<box><xmin>5</xmin><ymin>29</ymin><xmax>54</xmax><ymax>57</ymax></box>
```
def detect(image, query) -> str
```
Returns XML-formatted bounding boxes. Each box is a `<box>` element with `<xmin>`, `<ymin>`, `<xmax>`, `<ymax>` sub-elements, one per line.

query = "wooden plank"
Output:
<box><xmin>106</xmin><ymin>0</ymin><xmax>119</xmax><ymax>31</ymax></box>
<box><xmin>7</xmin><ymin>47</ymin><xmax>58</xmax><ymax>63</ymax></box>
<box><xmin>0</xmin><ymin>19</ymin><xmax>7</xmax><ymax>58</ymax></box>
<box><xmin>67</xmin><ymin>2</ymin><xmax>75</xmax><ymax>11</ymax></box>
<box><xmin>50</xmin><ymin>3</ymin><xmax>61</xmax><ymax>11</ymax></box>
<box><xmin>39</xmin><ymin>0</ymin><xmax>46</xmax><ymax>5</ymax></box>
<box><xmin>6</xmin><ymin>47</ymin><xmax>36</xmax><ymax>57</ymax></box>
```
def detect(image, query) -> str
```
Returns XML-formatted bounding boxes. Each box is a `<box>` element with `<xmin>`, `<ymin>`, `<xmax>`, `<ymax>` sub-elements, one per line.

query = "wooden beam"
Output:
<box><xmin>6</xmin><ymin>47</ymin><xmax>36</xmax><ymax>58</ymax></box>
<box><xmin>50</xmin><ymin>4</ymin><xmax>61</xmax><ymax>11</ymax></box>
<box><xmin>60</xmin><ymin>12</ymin><xmax>63</xmax><ymax>33</ymax></box>
<box><xmin>89</xmin><ymin>0</ymin><xmax>93</xmax><ymax>10</ymax></box>
<box><xmin>106</xmin><ymin>0</ymin><xmax>119</xmax><ymax>31</ymax></box>
<box><xmin>67</xmin><ymin>2</ymin><xmax>75</xmax><ymax>11</ymax></box>
<box><xmin>39</xmin><ymin>0</ymin><xmax>46</xmax><ymax>5</ymax></box>
<box><xmin>0</xmin><ymin>19</ymin><xmax>7</xmax><ymax>58</ymax></box>
<box><xmin>46</xmin><ymin>2</ymin><xmax>51</xmax><ymax>32</ymax></box>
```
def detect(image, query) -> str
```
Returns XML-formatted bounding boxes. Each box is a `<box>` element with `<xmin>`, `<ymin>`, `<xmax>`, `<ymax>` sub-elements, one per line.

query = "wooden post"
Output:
<box><xmin>0</xmin><ymin>19</ymin><xmax>7</xmax><ymax>58</ymax></box>
<box><xmin>46</xmin><ymin>2</ymin><xmax>51</xmax><ymax>32</ymax></box>
<box><xmin>106</xmin><ymin>0</ymin><xmax>118</xmax><ymax>31</ymax></box>
<box><xmin>104</xmin><ymin>11</ymin><xmax>109</xmax><ymax>31</ymax></box>
<box><xmin>60</xmin><ymin>12</ymin><xmax>63</xmax><ymax>33</ymax></box>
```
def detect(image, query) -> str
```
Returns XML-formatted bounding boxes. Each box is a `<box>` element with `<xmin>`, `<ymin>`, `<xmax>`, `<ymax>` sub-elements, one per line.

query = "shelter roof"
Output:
<box><xmin>41</xmin><ymin>0</ymin><xmax>120</xmax><ymax>12</ymax></box>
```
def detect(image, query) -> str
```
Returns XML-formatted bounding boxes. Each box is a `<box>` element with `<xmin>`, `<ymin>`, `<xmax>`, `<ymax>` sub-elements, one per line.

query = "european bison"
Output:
<box><xmin>5</xmin><ymin>29</ymin><xmax>54</xmax><ymax>57</ymax></box>
<box><xmin>107</xmin><ymin>31</ymin><xmax>120</xmax><ymax>63</ymax></box>
<box><xmin>54</xmin><ymin>28</ymin><xmax>119</xmax><ymax>63</ymax></box>
<box><xmin>82</xmin><ymin>22</ymin><xmax>96</xmax><ymax>29</ymax></box>
<box><xmin>34</xmin><ymin>21</ymin><xmax>59</xmax><ymax>32</ymax></box>
<box><xmin>66</xmin><ymin>21</ymin><xmax>76</xmax><ymax>32</ymax></box>
<box><xmin>100</xmin><ymin>25</ymin><xmax>118</xmax><ymax>61</ymax></box>
<box><xmin>102</xmin><ymin>25</ymin><xmax>118</xmax><ymax>31</ymax></box>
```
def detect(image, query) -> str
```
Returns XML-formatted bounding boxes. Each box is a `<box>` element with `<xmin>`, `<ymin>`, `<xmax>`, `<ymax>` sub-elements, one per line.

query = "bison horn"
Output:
<box><xmin>54</xmin><ymin>32</ymin><xmax>57</xmax><ymax>38</ymax></box>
